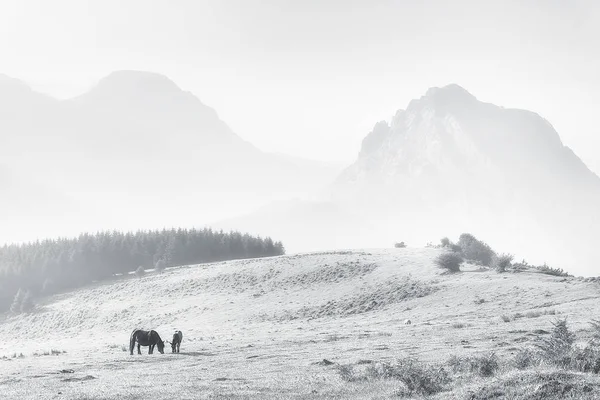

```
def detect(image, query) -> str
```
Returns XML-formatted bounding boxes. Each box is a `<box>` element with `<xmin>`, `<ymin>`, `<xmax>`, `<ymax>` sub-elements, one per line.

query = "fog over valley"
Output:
<box><xmin>2</xmin><ymin>2</ymin><xmax>600</xmax><ymax>399</ymax></box>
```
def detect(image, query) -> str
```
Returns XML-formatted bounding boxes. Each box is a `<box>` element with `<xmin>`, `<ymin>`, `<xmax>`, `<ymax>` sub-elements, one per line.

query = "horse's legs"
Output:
<box><xmin>149</xmin><ymin>344</ymin><xmax>153</xmax><ymax>354</ymax></box>
<box><xmin>137</xmin><ymin>344</ymin><xmax>141</xmax><ymax>355</ymax></box>
<box><xmin>177</xmin><ymin>343</ymin><xmax>180</xmax><ymax>353</ymax></box>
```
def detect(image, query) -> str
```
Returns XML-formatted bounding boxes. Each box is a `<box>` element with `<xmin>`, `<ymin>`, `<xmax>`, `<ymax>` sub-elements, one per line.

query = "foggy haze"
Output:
<box><xmin>4</xmin><ymin>2</ymin><xmax>600</xmax><ymax>399</ymax></box>
<box><xmin>1</xmin><ymin>0</ymin><xmax>599</xmax><ymax>276</ymax></box>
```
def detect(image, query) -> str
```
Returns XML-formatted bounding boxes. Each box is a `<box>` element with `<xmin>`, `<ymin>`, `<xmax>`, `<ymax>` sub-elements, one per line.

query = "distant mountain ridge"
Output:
<box><xmin>331</xmin><ymin>84</ymin><xmax>600</xmax><ymax>274</ymax></box>
<box><xmin>219</xmin><ymin>84</ymin><xmax>600</xmax><ymax>275</ymax></box>
<box><xmin>0</xmin><ymin>70</ymin><xmax>340</xmax><ymax>244</ymax></box>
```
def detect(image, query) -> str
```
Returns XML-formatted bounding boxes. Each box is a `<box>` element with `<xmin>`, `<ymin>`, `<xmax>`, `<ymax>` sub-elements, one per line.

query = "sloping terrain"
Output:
<box><xmin>1</xmin><ymin>248</ymin><xmax>599</xmax><ymax>399</ymax></box>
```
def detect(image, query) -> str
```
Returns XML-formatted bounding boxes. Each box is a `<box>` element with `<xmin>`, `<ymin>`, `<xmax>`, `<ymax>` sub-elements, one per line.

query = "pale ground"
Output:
<box><xmin>0</xmin><ymin>248</ymin><xmax>599</xmax><ymax>399</ymax></box>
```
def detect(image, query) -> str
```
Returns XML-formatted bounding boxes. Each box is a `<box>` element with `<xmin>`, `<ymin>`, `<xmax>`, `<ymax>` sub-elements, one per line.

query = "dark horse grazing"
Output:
<box><xmin>129</xmin><ymin>329</ymin><xmax>165</xmax><ymax>355</ymax></box>
<box><xmin>169</xmin><ymin>330</ymin><xmax>183</xmax><ymax>353</ymax></box>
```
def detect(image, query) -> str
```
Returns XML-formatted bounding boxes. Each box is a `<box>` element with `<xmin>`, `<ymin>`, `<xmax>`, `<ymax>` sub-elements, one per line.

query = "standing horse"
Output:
<box><xmin>169</xmin><ymin>330</ymin><xmax>183</xmax><ymax>353</ymax></box>
<box><xmin>129</xmin><ymin>329</ymin><xmax>165</xmax><ymax>355</ymax></box>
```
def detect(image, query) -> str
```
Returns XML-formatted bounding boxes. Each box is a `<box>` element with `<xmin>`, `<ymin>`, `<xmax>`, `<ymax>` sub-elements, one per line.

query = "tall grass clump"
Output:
<box><xmin>513</xmin><ymin>348</ymin><xmax>536</xmax><ymax>370</ymax></box>
<box><xmin>435</xmin><ymin>252</ymin><xmax>463</xmax><ymax>273</ymax></box>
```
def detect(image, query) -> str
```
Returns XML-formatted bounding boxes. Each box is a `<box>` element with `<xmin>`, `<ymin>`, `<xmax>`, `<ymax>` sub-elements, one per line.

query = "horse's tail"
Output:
<box><xmin>129</xmin><ymin>329</ymin><xmax>138</xmax><ymax>354</ymax></box>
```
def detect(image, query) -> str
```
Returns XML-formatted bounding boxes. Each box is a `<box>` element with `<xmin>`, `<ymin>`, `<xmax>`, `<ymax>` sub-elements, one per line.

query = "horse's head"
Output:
<box><xmin>157</xmin><ymin>339</ymin><xmax>165</xmax><ymax>354</ymax></box>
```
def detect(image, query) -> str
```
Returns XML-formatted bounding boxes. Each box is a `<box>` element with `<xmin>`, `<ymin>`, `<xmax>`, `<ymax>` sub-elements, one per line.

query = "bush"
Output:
<box><xmin>535</xmin><ymin>319</ymin><xmax>575</xmax><ymax>367</ymax></box>
<box><xmin>440</xmin><ymin>237</ymin><xmax>450</xmax><ymax>247</ymax></box>
<box><xmin>513</xmin><ymin>348</ymin><xmax>536</xmax><ymax>370</ymax></box>
<box><xmin>571</xmin><ymin>345</ymin><xmax>600</xmax><ymax>374</ymax></box>
<box><xmin>469</xmin><ymin>353</ymin><xmax>499</xmax><ymax>377</ymax></box>
<box><xmin>435</xmin><ymin>252</ymin><xmax>463</xmax><ymax>273</ymax></box>
<box><xmin>395</xmin><ymin>242</ymin><xmax>407</xmax><ymax>248</ymax></box>
<box><xmin>492</xmin><ymin>253</ymin><xmax>514</xmax><ymax>273</ymax></box>
<box><xmin>457</xmin><ymin>233</ymin><xmax>496</xmax><ymax>266</ymax></box>
<box><xmin>368</xmin><ymin>358</ymin><xmax>449</xmax><ymax>396</ymax></box>
<box><xmin>336</xmin><ymin>358</ymin><xmax>450</xmax><ymax>396</ymax></box>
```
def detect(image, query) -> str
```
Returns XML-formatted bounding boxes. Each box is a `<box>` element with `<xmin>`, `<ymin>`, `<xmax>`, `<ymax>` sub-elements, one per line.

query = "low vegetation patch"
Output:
<box><xmin>330</xmin><ymin>318</ymin><xmax>600</xmax><ymax>399</ymax></box>
<box><xmin>336</xmin><ymin>358</ymin><xmax>450</xmax><ymax>397</ymax></box>
<box><xmin>270</xmin><ymin>277</ymin><xmax>435</xmax><ymax>320</ymax></box>
<box><xmin>535</xmin><ymin>263</ymin><xmax>572</xmax><ymax>277</ymax></box>
<box><xmin>465</xmin><ymin>370</ymin><xmax>600</xmax><ymax>400</ymax></box>
<box><xmin>447</xmin><ymin>352</ymin><xmax>499</xmax><ymax>377</ymax></box>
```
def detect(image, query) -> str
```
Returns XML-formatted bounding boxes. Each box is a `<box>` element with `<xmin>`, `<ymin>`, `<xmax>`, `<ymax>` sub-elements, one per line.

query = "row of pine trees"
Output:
<box><xmin>0</xmin><ymin>228</ymin><xmax>285</xmax><ymax>313</ymax></box>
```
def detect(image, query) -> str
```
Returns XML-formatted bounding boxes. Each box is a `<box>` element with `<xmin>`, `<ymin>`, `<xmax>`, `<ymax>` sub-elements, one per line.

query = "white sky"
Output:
<box><xmin>1</xmin><ymin>0</ymin><xmax>599</xmax><ymax>172</ymax></box>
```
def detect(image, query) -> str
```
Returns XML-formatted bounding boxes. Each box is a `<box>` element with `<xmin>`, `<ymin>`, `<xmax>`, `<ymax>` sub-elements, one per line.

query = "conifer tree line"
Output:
<box><xmin>0</xmin><ymin>228</ymin><xmax>285</xmax><ymax>312</ymax></box>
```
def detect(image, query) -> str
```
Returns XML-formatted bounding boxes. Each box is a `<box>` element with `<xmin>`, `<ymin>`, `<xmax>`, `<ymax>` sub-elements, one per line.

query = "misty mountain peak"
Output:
<box><xmin>91</xmin><ymin>70</ymin><xmax>183</xmax><ymax>97</ymax></box>
<box><xmin>0</xmin><ymin>74</ymin><xmax>36</xmax><ymax>99</ymax></box>
<box><xmin>424</xmin><ymin>83</ymin><xmax>475</xmax><ymax>100</ymax></box>
<box><xmin>344</xmin><ymin>85</ymin><xmax>599</xmax><ymax>192</ymax></box>
<box><xmin>0</xmin><ymin>74</ymin><xmax>30</xmax><ymax>89</ymax></box>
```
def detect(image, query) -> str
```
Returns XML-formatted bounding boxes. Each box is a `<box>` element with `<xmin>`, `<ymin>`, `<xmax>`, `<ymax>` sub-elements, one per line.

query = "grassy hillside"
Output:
<box><xmin>1</xmin><ymin>248</ymin><xmax>599</xmax><ymax>399</ymax></box>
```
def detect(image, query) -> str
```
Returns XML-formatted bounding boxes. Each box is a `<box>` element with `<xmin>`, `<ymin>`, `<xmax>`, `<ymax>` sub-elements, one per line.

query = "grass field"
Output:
<box><xmin>1</xmin><ymin>248</ymin><xmax>599</xmax><ymax>399</ymax></box>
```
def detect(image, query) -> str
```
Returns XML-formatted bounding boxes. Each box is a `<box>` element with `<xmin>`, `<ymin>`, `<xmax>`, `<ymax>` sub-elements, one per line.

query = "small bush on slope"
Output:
<box><xmin>435</xmin><ymin>252</ymin><xmax>464</xmax><ymax>273</ymax></box>
<box><xmin>457</xmin><ymin>233</ymin><xmax>496</xmax><ymax>266</ymax></box>
<box><xmin>513</xmin><ymin>348</ymin><xmax>536</xmax><ymax>370</ymax></box>
<box><xmin>535</xmin><ymin>319</ymin><xmax>576</xmax><ymax>368</ymax></box>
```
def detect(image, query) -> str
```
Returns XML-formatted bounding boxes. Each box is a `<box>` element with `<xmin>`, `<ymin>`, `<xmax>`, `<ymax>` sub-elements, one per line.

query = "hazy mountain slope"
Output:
<box><xmin>1</xmin><ymin>249</ymin><xmax>599</xmax><ymax>399</ymax></box>
<box><xmin>330</xmin><ymin>85</ymin><xmax>600</xmax><ymax>275</ymax></box>
<box><xmin>212</xmin><ymin>199</ymin><xmax>381</xmax><ymax>253</ymax></box>
<box><xmin>0</xmin><ymin>71</ymin><xmax>340</xmax><ymax>241</ymax></box>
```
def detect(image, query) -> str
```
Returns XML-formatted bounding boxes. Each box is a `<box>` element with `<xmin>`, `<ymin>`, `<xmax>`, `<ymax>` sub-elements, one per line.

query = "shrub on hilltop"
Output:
<box><xmin>435</xmin><ymin>252</ymin><xmax>463</xmax><ymax>273</ymax></box>
<box><xmin>457</xmin><ymin>233</ymin><xmax>496</xmax><ymax>266</ymax></box>
<box><xmin>492</xmin><ymin>253</ymin><xmax>514</xmax><ymax>273</ymax></box>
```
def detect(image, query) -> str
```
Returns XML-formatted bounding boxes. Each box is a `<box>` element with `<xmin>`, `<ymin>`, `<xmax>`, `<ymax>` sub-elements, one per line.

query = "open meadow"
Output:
<box><xmin>1</xmin><ymin>248</ymin><xmax>600</xmax><ymax>399</ymax></box>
